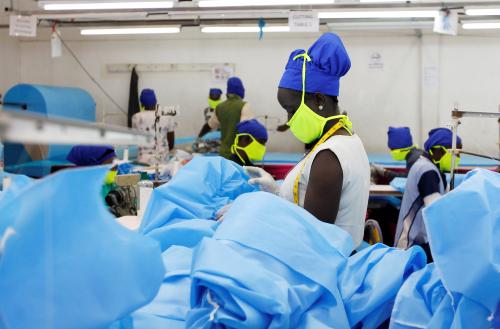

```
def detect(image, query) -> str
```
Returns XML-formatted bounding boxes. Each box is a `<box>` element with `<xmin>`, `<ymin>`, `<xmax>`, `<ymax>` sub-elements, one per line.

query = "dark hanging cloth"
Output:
<box><xmin>127</xmin><ymin>66</ymin><xmax>140</xmax><ymax>127</ymax></box>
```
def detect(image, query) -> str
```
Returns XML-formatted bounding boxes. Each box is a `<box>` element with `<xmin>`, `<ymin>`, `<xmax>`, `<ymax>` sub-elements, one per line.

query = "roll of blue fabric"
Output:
<box><xmin>279</xmin><ymin>33</ymin><xmax>351</xmax><ymax>97</ymax></box>
<box><xmin>236</xmin><ymin>119</ymin><xmax>268</xmax><ymax>141</ymax></box>
<box><xmin>209</xmin><ymin>88</ymin><xmax>223</xmax><ymax>96</ymax></box>
<box><xmin>67</xmin><ymin>145</ymin><xmax>116</xmax><ymax>166</ymax></box>
<box><xmin>387</xmin><ymin>127</ymin><xmax>413</xmax><ymax>149</ymax></box>
<box><xmin>227</xmin><ymin>77</ymin><xmax>245</xmax><ymax>98</ymax></box>
<box><xmin>424</xmin><ymin>128</ymin><xmax>462</xmax><ymax>152</ymax></box>
<box><xmin>140</xmin><ymin>89</ymin><xmax>157</xmax><ymax>107</ymax></box>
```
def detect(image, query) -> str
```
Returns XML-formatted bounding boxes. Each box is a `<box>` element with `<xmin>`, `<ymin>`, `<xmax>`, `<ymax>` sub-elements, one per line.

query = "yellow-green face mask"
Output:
<box><xmin>390</xmin><ymin>146</ymin><xmax>415</xmax><ymax>161</ymax></box>
<box><xmin>104</xmin><ymin>170</ymin><xmax>117</xmax><ymax>185</ymax></box>
<box><xmin>430</xmin><ymin>146</ymin><xmax>460</xmax><ymax>172</ymax></box>
<box><xmin>208</xmin><ymin>98</ymin><xmax>222</xmax><ymax>110</ymax></box>
<box><xmin>231</xmin><ymin>133</ymin><xmax>266</xmax><ymax>163</ymax></box>
<box><xmin>286</xmin><ymin>52</ymin><xmax>352</xmax><ymax>144</ymax></box>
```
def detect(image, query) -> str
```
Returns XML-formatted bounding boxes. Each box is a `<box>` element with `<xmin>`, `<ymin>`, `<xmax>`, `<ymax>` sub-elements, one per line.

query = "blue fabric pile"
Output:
<box><xmin>0</xmin><ymin>166</ymin><xmax>165</xmax><ymax>329</ymax></box>
<box><xmin>390</xmin><ymin>169</ymin><xmax>500</xmax><ymax>329</ymax></box>
<box><xmin>114</xmin><ymin>157</ymin><xmax>427</xmax><ymax>329</ymax></box>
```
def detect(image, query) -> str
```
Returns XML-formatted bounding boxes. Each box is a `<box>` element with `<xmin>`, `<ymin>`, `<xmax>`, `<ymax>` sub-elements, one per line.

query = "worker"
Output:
<box><xmin>132</xmin><ymin>89</ymin><xmax>177</xmax><ymax>164</ymax></box>
<box><xmin>208</xmin><ymin>77</ymin><xmax>254</xmax><ymax>159</ymax></box>
<box><xmin>245</xmin><ymin>33</ymin><xmax>370</xmax><ymax>248</ymax></box>
<box><xmin>387</xmin><ymin>127</ymin><xmax>423</xmax><ymax>168</ymax></box>
<box><xmin>67</xmin><ymin>145</ymin><xmax>116</xmax><ymax>166</ymax></box>
<box><xmin>198</xmin><ymin>88</ymin><xmax>223</xmax><ymax>138</ymax></box>
<box><xmin>394</xmin><ymin>127</ymin><xmax>462</xmax><ymax>262</ymax></box>
<box><xmin>230</xmin><ymin>119</ymin><xmax>268</xmax><ymax>166</ymax></box>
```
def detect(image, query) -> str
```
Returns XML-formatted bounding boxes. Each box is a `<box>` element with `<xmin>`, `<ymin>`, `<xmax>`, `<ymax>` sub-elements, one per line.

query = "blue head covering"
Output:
<box><xmin>209</xmin><ymin>88</ymin><xmax>223</xmax><ymax>96</ymax></box>
<box><xmin>424</xmin><ymin>128</ymin><xmax>462</xmax><ymax>152</ymax></box>
<box><xmin>279</xmin><ymin>33</ymin><xmax>351</xmax><ymax>97</ymax></box>
<box><xmin>140</xmin><ymin>89</ymin><xmax>157</xmax><ymax>107</ymax></box>
<box><xmin>387</xmin><ymin>127</ymin><xmax>413</xmax><ymax>149</ymax></box>
<box><xmin>236</xmin><ymin>119</ymin><xmax>268</xmax><ymax>141</ymax></box>
<box><xmin>67</xmin><ymin>145</ymin><xmax>116</xmax><ymax>166</ymax></box>
<box><xmin>227</xmin><ymin>77</ymin><xmax>245</xmax><ymax>99</ymax></box>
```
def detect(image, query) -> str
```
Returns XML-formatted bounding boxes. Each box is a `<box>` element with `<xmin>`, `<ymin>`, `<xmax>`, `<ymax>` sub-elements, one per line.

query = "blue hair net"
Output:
<box><xmin>387</xmin><ymin>127</ymin><xmax>413</xmax><ymax>149</ymax></box>
<box><xmin>279</xmin><ymin>33</ymin><xmax>351</xmax><ymax>97</ymax></box>
<box><xmin>424</xmin><ymin>128</ymin><xmax>462</xmax><ymax>152</ymax></box>
<box><xmin>140</xmin><ymin>89</ymin><xmax>157</xmax><ymax>107</ymax></box>
<box><xmin>209</xmin><ymin>88</ymin><xmax>223</xmax><ymax>96</ymax></box>
<box><xmin>67</xmin><ymin>145</ymin><xmax>116</xmax><ymax>166</ymax></box>
<box><xmin>227</xmin><ymin>77</ymin><xmax>245</xmax><ymax>98</ymax></box>
<box><xmin>236</xmin><ymin>119</ymin><xmax>268</xmax><ymax>141</ymax></box>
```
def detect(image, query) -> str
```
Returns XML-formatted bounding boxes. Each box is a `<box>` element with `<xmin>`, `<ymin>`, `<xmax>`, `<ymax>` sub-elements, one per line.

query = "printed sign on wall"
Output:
<box><xmin>369</xmin><ymin>52</ymin><xmax>384</xmax><ymax>70</ymax></box>
<box><xmin>211</xmin><ymin>64</ymin><xmax>235</xmax><ymax>83</ymax></box>
<box><xmin>433</xmin><ymin>10</ymin><xmax>458</xmax><ymax>36</ymax></box>
<box><xmin>289</xmin><ymin>11</ymin><xmax>319</xmax><ymax>32</ymax></box>
<box><xmin>9</xmin><ymin>15</ymin><xmax>37</xmax><ymax>37</ymax></box>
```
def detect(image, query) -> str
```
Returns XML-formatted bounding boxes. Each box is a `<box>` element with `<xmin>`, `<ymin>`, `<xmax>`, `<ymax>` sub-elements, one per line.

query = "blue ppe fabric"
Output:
<box><xmin>236</xmin><ymin>119</ymin><xmax>268</xmax><ymax>141</ymax></box>
<box><xmin>67</xmin><ymin>145</ymin><xmax>116</xmax><ymax>166</ymax></box>
<box><xmin>390</xmin><ymin>169</ymin><xmax>500</xmax><ymax>329</ymax></box>
<box><xmin>227</xmin><ymin>77</ymin><xmax>245</xmax><ymax>99</ymax></box>
<box><xmin>139</xmin><ymin>156</ymin><xmax>257</xmax><ymax>235</ymax></box>
<box><xmin>0</xmin><ymin>166</ymin><xmax>165</xmax><ymax>329</ymax></box>
<box><xmin>139</xmin><ymin>88</ymin><xmax>157</xmax><ymax>107</ymax></box>
<box><xmin>339</xmin><ymin>243</ymin><xmax>426</xmax><ymax>329</ymax></box>
<box><xmin>424</xmin><ymin>168</ymin><xmax>500</xmax><ymax>314</ymax></box>
<box><xmin>424</xmin><ymin>127</ymin><xmax>462</xmax><ymax>151</ymax></box>
<box><xmin>279</xmin><ymin>33</ymin><xmax>351</xmax><ymax>97</ymax></box>
<box><xmin>209</xmin><ymin>88</ymin><xmax>223</xmax><ymax>96</ymax></box>
<box><xmin>387</xmin><ymin>127</ymin><xmax>413</xmax><ymax>149</ymax></box>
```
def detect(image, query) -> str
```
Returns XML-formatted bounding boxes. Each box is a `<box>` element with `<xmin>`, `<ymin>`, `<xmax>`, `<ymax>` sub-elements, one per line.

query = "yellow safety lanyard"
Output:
<box><xmin>292</xmin><ymin>121</ymin><xmax>350</xmax><ymax>204</ymax></box>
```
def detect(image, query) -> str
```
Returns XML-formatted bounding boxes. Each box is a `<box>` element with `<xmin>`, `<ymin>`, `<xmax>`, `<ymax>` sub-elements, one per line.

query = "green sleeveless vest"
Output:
<box><xmin>216</xmin><ymin>94</ymin><xmax>245</xmax><ymax>159</ymax></box>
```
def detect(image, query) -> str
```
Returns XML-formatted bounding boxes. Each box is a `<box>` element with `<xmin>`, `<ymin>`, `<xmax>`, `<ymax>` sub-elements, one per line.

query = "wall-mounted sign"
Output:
<box><xmin>9</xmin><ymin>15</ymin><xmax>37</xmax><ymax>38</ymax></box>
<box><xmin>433</xmin><ymin>10</ymin><xmax>458</xmax><ymax>36</ymax></box>
<box><xmin>369</xmin><ymin>52</ymin><xmax>384</xmax><ymax>70</ymax></box>
<box><xmin>211</xmin><ymin>64</ymin><xmax>235</xmax><ymax>83</ymax></box>
<box><xmin>289</xmin><ymin>11</ymin><xmax>319</xmax><ymax>32</ymax></box>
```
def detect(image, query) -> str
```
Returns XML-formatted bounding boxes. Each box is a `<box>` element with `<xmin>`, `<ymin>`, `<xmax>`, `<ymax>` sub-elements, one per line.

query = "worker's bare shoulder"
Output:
<box><xmin>310</xmin><ymin>149</ymin><xmax>342</xmax><ymax>186</ymax></box>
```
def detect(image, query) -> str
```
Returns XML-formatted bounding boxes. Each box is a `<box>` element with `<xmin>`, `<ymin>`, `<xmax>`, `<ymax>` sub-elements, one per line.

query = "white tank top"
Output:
<box><xmin>279</xmin><ymin>134</ymin><xmax>370</xmax><ymax>247</ymax></box>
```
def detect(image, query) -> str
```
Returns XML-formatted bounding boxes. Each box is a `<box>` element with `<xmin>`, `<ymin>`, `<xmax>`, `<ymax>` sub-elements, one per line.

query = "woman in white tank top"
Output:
<box><xmin>245</xmin><ymin>33</ymin><xmax>370</xmax><ymax>247</ymax></box>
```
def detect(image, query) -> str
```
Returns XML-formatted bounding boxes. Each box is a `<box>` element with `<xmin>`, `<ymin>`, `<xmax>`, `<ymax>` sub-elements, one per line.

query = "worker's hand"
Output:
<box><xmin>277</xmin><ymin>124</ymin><xmax>289</xmax><ymax>132</ymax></box>
<box><xmin>244</xmin><ymin>166</ymin><xmax>279</xmax><ymax>195</ymax></box>
<box><xmin>215</xmin><ymin>203</ymin><xmax>232</xmax><ymax>221</ymax></box>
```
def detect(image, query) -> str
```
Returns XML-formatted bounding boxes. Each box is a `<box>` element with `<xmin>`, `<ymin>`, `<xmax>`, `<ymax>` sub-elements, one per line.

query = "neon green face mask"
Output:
<box><xmin>286</xmin><ymin>52</ymin><xmax>352</xmax><ymax>144</ymax></box>
<box><xmin>208</xmin><ymin>98</ymin><xmax>222</xmax><ymax>110</ymax></box>
<box><xmin>231</xmin><ymin>133</ymin><xmax>266</xmax><ymax>163</ymax></box>
<box><xmin>390</xmin><ymin>146</ymin><xmax>415</xmax><ymax>161</ymax></box>
<box><xmin>430</xmin><ymin>146</ymin><xmax>460</xmax><ymax>172</ymax></box>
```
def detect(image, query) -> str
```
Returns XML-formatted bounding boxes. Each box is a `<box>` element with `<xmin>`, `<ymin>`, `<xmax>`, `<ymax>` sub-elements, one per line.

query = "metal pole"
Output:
<box><xmin>450</xmin><ymin>105</ymin><xmax>460</xmax><ymax>190</ymax></box>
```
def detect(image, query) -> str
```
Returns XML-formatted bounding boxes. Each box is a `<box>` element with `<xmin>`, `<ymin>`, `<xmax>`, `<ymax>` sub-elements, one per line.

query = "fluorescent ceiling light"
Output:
<box><xmin>198</xmin><ymin>0</ymin><xmax>334</xmax><ymax>7</ymax></box>
<box><xmin>462</xmin><ymin>22</ymin><xmax>500</xmax><ymax>29</ymax></box>
<box><xmin>465</xmin><ymin>8</ymin><xmax>500</xmax><ymax>16</ymax></box>
<box><xmin>201</xmin><ymin>26</ymin><xmax>290</xmax><ymax>33</ymax></box>
<box><xmin>81</xmin><ymin>27</ymin><xmax>180</xmax><ymax>35</ymax></box>
<box><xmin>319</xmin><ymin>10</ymin><xmax>438</xmax><ymax>19</ymax></box>
<box><xmin>360</xmin><ymin>0</ymin><xmax>407</xmax><ymax>2</ymax></box>
<box><xmin>327</xmin><ymin>21</ymin><xmax>433</xmax><ymax>30</ymax></box>
<box><xmin>43</xmin><ymin>1</ymin><xmax>174</xmax><ymax>11</ymax></box>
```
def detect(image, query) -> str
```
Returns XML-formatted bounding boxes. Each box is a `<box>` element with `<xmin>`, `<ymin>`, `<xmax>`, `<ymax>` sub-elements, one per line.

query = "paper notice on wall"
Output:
<box><xmin>368</xmin><ymin>52</ymin><xmax>384</xmax><ymax>70</ymax></box>
<box><xmin>423</xmin><ymin>66</ymin><xmax>439</xmax><ymax>87</ymax></box>
<box><xmin>289</xmin><ymin>11</ymin><xmax>319</xmax><ymax>32</ymax></box>
<box><xmin>433</xmin><ymin>10</ymin><xmax>458</xmax><ymax>36</ymax></box>
<box><xmin>9</xmin><ymin>15</ymin><xmax>37</xmax><ymax>38</ymax></box>
<box><xmin>211</xmin><ymin>64</ymin><xmax>234</xmax><ymax>83</ymax></box>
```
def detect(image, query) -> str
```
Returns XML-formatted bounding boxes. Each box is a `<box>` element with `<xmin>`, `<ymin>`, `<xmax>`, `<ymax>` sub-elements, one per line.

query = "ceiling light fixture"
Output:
<box><xmin>81</xmin><ymin>26</ymin><xmax>180</xmax><ymax>35</ymax></box>
<box><xmin>462</xmin><ymin>22</ymin><xmax>500</xmax><ymax>29</ymax></box>
<box><xmin>319</xmin><ymin>10</ymin><xmax>438</xmax><ymax>19</ymax></box>
<box><xmin>201</xmin><ymin>26</ymin><xmax>290</xmax><ymax>33</ymax></box>
<box><xmin>43</xmin><ymin>1</ymin><xmax>174</xmax><ymax>11</ymax></box>
<box><xmin>198</xmin><ymin>0</ymin><xmax>334</xmax><ymax>7</ymax></box>
<box><xmin>465</xmin><ymin>8</ymin><xmax>500</xmax><ymax>16</ymax></box>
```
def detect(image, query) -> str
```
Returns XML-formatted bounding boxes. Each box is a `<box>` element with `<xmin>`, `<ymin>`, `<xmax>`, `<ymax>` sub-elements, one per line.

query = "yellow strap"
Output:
<box><xmin>293</xmin><ymin>121</ymin><xmax>346</xmax><ymax>205</ymax></box>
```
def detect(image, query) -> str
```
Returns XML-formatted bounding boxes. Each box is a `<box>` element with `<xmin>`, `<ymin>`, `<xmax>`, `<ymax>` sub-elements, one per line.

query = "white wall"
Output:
<box><xmin>16</xmin><ymin>29</ymin><xmax>500</xmax><ymax>156</ymax></box>
<box><xmin>0</xmin><ymin>29</ymin><xmax>20</xmax><ymax>97</ymax></box>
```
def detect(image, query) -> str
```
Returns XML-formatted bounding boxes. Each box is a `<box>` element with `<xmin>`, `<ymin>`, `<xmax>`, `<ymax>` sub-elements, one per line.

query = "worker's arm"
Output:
<box><xmin>198</xmin><ymin>123</ymin><xmax>212</xmax><ymax>138</ymax></box>
<box><xmin>418</xmin><ymin>171</ymin><xmax>443</xmax><ymax>206</ymax></box>
<box><xmin>208</xmin><ymin>113</ymin><xmax>220</xmax><ymax>130</ymax></box>
<box><xmin>240</xmin><ymin>103</ymin><xmax>255</xmax><ymax>121</ymax></box>
<box><xmin>167</xmin><ymin>131</ymin><xmax>175</xmax><ymax>151</ymax></box>
<box><xmin>303</xmin><ymin>150</ymin><xmax>343</xmax><ymax>224</ymax></box>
